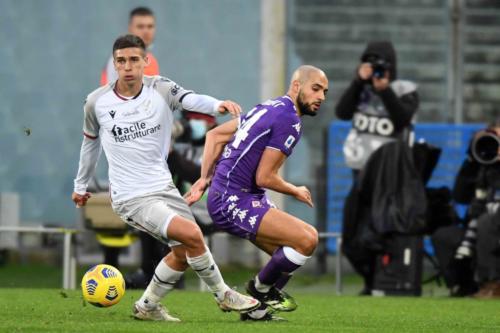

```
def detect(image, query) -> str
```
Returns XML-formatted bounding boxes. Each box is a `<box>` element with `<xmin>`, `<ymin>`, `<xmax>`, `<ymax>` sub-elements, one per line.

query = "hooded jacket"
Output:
<box><xmin>336</xmin><ymin>41</ymin><xmax>419</xmax><ymax>170</ymax></box>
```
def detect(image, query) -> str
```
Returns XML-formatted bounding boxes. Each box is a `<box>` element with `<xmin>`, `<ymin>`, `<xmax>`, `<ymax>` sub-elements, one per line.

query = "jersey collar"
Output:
<box><xmin>113</xmin><ymin>82</ymin><xmax>144</xmax><ymax>101</ymax></box>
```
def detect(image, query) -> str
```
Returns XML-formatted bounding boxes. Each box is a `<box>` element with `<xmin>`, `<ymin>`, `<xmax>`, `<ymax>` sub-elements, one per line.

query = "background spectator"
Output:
<box><xmin>335</xmin><ymin>41</ymin><xmax>419</xmax><ymax>294</ymax></box>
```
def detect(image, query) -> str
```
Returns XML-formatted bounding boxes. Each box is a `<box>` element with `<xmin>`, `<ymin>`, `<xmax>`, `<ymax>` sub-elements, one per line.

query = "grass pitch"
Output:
<box><xmin>1</xmin><ymin>288</ymin><xmax>500</xmax><ymax>333</ymax></box>
<box><xmin>1</xmin><ymin>263</ymin><xmax>500</xmax><ymax>332</ymax></box>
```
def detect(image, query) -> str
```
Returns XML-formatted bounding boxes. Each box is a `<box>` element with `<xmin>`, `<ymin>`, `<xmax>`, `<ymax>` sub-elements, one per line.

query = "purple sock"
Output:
<box><xmin>258</xmin><ymin>247</ymin><xmax>300</xmax><ymax>286</ymax></box>
<box><xmin>275</xmin><ymin>272</ymin><xmax>293</xmax><ymax>290</ymax></box>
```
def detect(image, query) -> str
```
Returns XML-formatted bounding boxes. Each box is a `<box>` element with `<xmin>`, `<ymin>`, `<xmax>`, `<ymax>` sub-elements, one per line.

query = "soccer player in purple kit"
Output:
<box><xmin>185</xmin><ymin>65</ymin><xmax>329</xmax><ymax>321</ymax></box>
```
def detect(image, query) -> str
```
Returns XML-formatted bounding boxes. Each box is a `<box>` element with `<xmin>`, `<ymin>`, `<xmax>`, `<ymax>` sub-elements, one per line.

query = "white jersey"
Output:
<box><xmin>75</xmin><ymin>75</ymin><xmax>219</xmax><ymax>202</ymax></box>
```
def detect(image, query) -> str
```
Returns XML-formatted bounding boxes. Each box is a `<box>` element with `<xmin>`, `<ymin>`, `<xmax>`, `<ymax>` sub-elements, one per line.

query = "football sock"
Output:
<box><xmin>187</xmin><ymin>249</ymin><xmax>229</xmax><ymax>301</ymax></box>
<box><xmin>139</xmin><ymin>259</ymin><xmax>184</xmax><ymax>309</ymax></box>
<box><xmin>256</xmin><ymin>246</ymin><xmax>309</xmax><ymax>292</ymax></box>
<box><xmin>275</xmin><ymin>272</ymin><xmax>293</xmax><ymax>290</ymax></box>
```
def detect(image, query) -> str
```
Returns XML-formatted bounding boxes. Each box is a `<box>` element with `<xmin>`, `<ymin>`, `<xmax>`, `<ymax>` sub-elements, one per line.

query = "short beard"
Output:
<box><xmin>297</xmin><ymin>92</ymin><xmax>317</xmax><ymax>117</ymax></box>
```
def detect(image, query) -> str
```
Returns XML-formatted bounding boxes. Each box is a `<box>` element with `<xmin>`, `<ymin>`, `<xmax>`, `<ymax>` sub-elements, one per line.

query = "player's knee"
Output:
<box><xmin>182</xmin><ymin>224</ymin><xmax>205</xmax><ymax>249</ymax></box>
<box><xmin>168</xmin><ymin>247</ymin><xmax>188</xmax><ymax>267</ymax></box>
<box><xmin>174</xmin><ymin>254</ymin><xmax>188</xmax><ymax>267</ymax></box>
<box><xmin>301</xmin><ymin>226</ymin><xmax>318</xmax><ymax>256</ymax></box>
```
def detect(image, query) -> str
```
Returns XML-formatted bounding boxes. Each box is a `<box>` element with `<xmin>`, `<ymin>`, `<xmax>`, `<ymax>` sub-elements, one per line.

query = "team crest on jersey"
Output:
<box><xmin>284</xmin><ymin>135</ymin><xmax>296</xmax><ymax>149</ymax></box>
<box><xmin>108</xmin><ymin>110</ymin><xmax>116</xmax><ymax>119</ymax></box>
<box><xmin>170</xmin><ymin>85</ymin><xmax>180</xmax><ymax>96</ymax></box>
<box><xmin>292</xmin><ymin>122</ymin><xmax>301</xmax><ymax>133</ymax></box>
<box><xmin>252</xmin><ymin>200</ymin><xmax>261</xmax><ymax>208</ymax></box>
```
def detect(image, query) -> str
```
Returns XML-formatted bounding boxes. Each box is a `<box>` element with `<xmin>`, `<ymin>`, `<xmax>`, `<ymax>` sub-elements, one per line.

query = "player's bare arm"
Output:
<box><xmin>255</xmin><ymin>148</ymin><xmax>313</xmax><ymax>207</ymax></box>
<box><xmin>185</xmin><ymin>118</ymin><xmax>239</xmax><ymax>205</ymax></box>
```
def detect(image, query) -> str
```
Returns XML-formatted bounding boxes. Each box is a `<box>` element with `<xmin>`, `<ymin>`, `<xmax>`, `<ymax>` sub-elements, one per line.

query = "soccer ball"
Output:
<box><xmin>81</xmin><ymin>264</ymin><xmax>125</xmax><ymax>307</ymax></box>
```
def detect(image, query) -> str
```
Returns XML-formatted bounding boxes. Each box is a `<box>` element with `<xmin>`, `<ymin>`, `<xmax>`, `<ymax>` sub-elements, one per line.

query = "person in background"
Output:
<box><xmin>100</xmin><ymin>6</ymin><xmax>159</xmax><ymax>85</ymax></box>
<box><xmin>433</xmin><ymin>118</ymin><xmax>500</xmax><ymax>297</ymax></box>
<box><xmin>335</xmin><ymin>41</ymin><xmax>419</xmax><ymax>294</ymax></box>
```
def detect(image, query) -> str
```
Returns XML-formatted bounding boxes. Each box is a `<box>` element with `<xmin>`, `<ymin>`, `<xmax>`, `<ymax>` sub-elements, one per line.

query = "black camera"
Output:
<box><xmin>364</xmin><ymin>56</ymin><xmax>391</xmax><ymax>79</ymax></box>
<box><xmin>471</xmin><ymin>131</ymin><xmax>500</xmax><ymax>165</ymax></box>
<box><xmin>370</xmin><ymin>58</ymin><xmax>390</xmax><ymax>79</ymax></box>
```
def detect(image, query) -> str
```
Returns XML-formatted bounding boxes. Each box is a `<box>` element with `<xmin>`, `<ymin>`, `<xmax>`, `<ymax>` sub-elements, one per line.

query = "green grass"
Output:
<box><xmin>1</xmin><ymin>289</ymin><xmax>500</xmax><ymax>333</ymax></box>
<box><xmin>1</xmin><ymin>263</ymin><xmax>499</xmax><ymax>332</ymax></box>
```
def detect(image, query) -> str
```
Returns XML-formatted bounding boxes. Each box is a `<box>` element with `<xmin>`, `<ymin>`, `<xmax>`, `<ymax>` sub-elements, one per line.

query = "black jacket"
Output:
<box><xmin>343</xmin><ymin>141</ymin><xmax>428</xmax><ymax>253</ymax></box>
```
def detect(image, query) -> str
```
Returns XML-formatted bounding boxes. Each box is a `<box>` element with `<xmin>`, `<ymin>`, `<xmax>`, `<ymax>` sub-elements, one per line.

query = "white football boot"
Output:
<box><xmin>132</xmin><ymin>302</ymin><xmax>181</xmax><ymax>322</ymax></box>
<box><xmin>216</xmin><ymin>289</ymin><xmax>260</xmax><ymax>313</ymax></box>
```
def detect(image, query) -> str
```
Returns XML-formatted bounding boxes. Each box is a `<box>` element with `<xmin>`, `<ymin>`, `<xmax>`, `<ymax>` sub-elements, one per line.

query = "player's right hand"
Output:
<box><xmin>217</xmin><ymin>100</ymin><xmax>242</xmax><ymax>118</ymax></box>
<box><xmin>184</xmin><ymin>178</ymin><xmax>209</xmax><ymax>206</ymax></box>
<box><xmin>72</xmin><ymin>192</ymin><xmax>91</xmax><ymax>208</ymax></box>
<box><xmin>294</xmin><ymin>186</ymin><xmax>314</xmax><ymax>208</ymax></box>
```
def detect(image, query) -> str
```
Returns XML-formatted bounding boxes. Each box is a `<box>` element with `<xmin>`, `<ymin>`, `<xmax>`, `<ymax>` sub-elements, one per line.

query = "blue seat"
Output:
<box><xmin>326</xmin><ymin>121</ymin><xmax>484</xmax><ymax>253</ymax></box>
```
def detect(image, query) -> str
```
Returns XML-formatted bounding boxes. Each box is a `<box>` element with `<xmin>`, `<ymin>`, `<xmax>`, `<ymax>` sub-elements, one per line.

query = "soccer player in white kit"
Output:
<box><xmin>72</xmin><ymin>34</ymin><xmax>259</xmax><ymax>322</ymax></box>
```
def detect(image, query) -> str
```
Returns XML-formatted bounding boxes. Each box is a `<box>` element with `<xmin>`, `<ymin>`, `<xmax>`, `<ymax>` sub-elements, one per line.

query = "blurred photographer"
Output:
<box><xmin>336</xmin><ymin>41</ymin><xmax>418</xmax><ymax>170</ymax></box>
<box><xmin>434</xmin><ymin>119</ymin><xmax>500</xmax><ymax>297</ymax></box>
<box><xmin>335</xmin><ymin>41</ymin><xmax>419</xmax><ymax>294</ymax></box>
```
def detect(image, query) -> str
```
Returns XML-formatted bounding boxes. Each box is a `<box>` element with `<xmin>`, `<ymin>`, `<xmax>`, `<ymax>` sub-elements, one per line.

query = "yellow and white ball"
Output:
<box><xmin>81</xmin><ymin>264</ymin><xmax>125</xmax><ymax>307</ymax></box>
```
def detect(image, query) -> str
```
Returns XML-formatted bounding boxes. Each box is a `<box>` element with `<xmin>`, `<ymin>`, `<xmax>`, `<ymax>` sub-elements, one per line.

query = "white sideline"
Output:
<box><xmin>0</xmin><ymin>226</ymin><xmax>78</xmax><ymax>290</ymax></box>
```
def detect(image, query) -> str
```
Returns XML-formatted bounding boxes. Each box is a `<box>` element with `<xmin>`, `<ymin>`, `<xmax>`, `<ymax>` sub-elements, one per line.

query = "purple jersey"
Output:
<box><xmin>211</xmin><ymin>95</ymin><xmax>302</xmax><ymax>194</ymax></box>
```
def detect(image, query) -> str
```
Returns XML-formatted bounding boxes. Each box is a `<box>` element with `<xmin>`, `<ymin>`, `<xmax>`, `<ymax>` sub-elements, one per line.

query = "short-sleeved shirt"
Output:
<box><xmin>211</xmin><ymin>95</ymin><xmax>302</xmax><ymax>194</ymax></box>
<box><xmin>82</xmin><ymin>75</ymin><xmax>193</xmax><ymax>202</ymax></box>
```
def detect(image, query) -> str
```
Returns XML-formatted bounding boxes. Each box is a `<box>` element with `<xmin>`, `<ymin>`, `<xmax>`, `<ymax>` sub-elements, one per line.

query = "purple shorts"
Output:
<box><xmin>207</xmin><ymin>187</ymin><xmax>273</xmax><ymax>240</ymax></box>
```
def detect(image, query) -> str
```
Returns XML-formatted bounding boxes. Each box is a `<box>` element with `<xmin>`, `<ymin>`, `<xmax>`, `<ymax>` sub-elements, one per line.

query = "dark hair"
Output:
<box><xmin>112</xmin><ymin>34</ymin><xmax>146</xmax><ymax>55</ymax></box>
<box><xmin>129</xmin><ymin>6</ymin><xmax>154</xmax><ymax>21</ymax></box>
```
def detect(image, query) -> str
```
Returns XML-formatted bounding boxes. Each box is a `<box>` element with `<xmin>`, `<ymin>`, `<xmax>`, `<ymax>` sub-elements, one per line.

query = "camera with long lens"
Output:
<box><xmin>366</xmin><ymin>57</ymin><xmax>391</xmax><ymax>79</ymax></box>
<box><xmin>471</xmin><ymin>131</ymin><xmax>500</xmax><ymax>165</ymax></box>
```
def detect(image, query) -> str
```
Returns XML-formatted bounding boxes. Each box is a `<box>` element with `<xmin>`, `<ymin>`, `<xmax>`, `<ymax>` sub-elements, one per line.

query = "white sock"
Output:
<box><xmin>255</xmin><ymin>275</ymin><xmax>271</xmax><ymax>293</ymax></box>
<box><xmin>186</xmin><ymin>249</ymin><xmax>229</xmax><ymax>301</ymax></box>
<box><xmin>138</xmin><ymin>260</ymin><xmax>184</xmax><ymax>309</ymax></box>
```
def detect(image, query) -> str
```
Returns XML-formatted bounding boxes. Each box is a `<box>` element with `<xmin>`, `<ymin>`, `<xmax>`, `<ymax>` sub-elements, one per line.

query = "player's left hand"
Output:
<box><xmin>217</xmin><ymin>100</ymin><xmax>242</xmax><ymax>118</ymax></box>
<box><xmin>294</xmin><ymin>186</ymin><xmax>314</xmax><ymax>208</ymax></box>
<box><xmin>184</xmin><ymin>178</ymin><xmax>210</xmax><ymax>206</ymax></box>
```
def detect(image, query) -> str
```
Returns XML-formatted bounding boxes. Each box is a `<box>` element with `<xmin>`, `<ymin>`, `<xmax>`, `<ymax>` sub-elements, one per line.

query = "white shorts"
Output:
<box><xmin>112</xmin><ymin>185</ymin><xmax>195</xmax><ymax>247</ymax></box>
